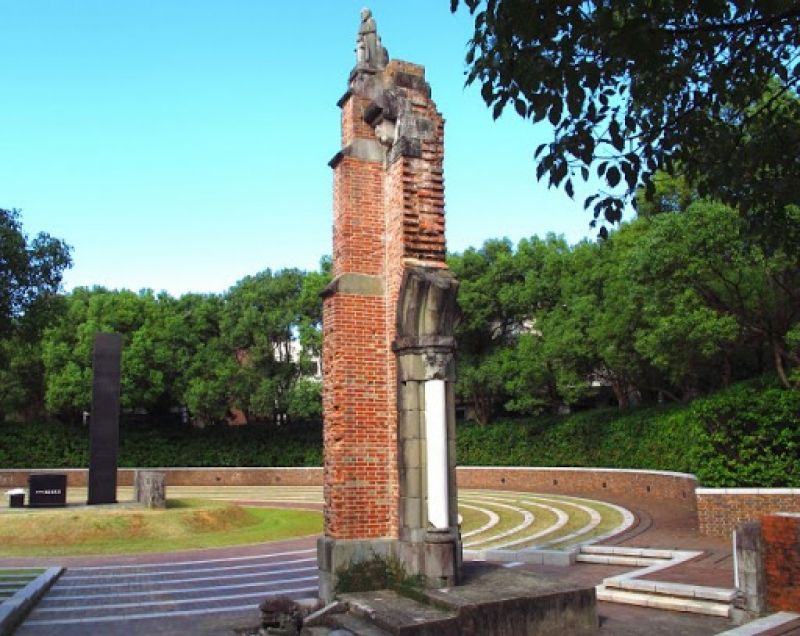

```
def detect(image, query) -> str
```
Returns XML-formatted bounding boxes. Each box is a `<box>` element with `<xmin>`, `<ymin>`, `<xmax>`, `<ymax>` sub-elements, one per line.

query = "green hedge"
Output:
<box><xmin>458</xmin><ymin>379</ymin><xmax>800</xmax><ymax>487</ymax></box>
<box><xmin>0</xmin><ymin>420</ymin><xmax>322</xmax><ymax>469</ymax></box>
<box><xmin>1</xmin><ymin>380</ymin><xmax>797</xmax><ymax>487</ymax></box>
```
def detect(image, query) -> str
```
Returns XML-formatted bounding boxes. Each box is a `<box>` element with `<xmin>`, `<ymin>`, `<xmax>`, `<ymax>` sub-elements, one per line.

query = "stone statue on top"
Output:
<box><xmin>356</xmin><ymin>8</ymin><xmax>389</xmax><ymax>69</ymax></box>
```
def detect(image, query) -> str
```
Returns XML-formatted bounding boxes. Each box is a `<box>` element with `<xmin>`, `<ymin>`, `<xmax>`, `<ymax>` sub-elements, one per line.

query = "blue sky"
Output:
<box><xmin>1</xmin><ymin>1</ymin><xmax>600</xmax><ymax>296</ymax></box>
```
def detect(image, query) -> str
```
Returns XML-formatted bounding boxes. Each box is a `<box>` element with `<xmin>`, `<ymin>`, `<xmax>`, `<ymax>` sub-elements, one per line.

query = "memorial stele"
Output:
<box><xmin>317</xmin><ymin>8</ymin><xmax>461</xmax><ymax>601</ymax></box>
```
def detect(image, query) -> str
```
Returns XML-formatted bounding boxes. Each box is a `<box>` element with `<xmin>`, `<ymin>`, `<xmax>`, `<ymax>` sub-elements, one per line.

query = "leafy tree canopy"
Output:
<box><xmin>0</xmin><ymin>209</ymin><xmax>71</xmax><ymax>336</ymax></box>
<box><xmin>451</xmin><ymin>1</ymin><xmax>800</xmax><ymax>234</ymax></box>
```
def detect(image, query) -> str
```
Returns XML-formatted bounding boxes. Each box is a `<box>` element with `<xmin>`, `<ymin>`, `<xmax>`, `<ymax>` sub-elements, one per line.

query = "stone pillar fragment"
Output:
<box><xmin>394</xmin><ymin>267</ymin><xmax>461</xmax><ymax>588</ymax></box>
<box><xmin>134</xmin><ymin>470</ymin><xmax>166</xmax><ymax>509</ymax></box>
<box><xmin>734</xmin><ymin>520</ymin><xmax>767</xmax><ymax>619</ymax></box>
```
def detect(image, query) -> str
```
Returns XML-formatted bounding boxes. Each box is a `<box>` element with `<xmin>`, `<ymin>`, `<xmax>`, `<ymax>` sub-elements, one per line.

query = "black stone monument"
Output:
<box><xmin>87</xmin><ymin>333</ymin><xmax>122</xmax><ymax>505</ymax></box>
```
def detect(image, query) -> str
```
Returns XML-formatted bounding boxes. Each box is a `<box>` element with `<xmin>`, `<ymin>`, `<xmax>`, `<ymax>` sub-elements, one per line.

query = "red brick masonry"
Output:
<box><xmin>457</xmin><ymin>466</ymin><xmax>697</xmax><ymax>504</ymax></box>
<box><xmin>0</xmin><ymin>466</ymin><xmax>695</xmax><ymax>507</ymax></box>
<box><xmin>761</xmin><ymin>513</ymin><xmax>800</xmax><ymax>611</ymax></box>
<box><xmin>0</xmin><ymin>467</ymin><xmax>323</xmax><ymax>489</ymax></box>
<box><xmin>323</xmin><ymin>57</ymin><xmax>449</xmax><ymax>542</ymax></box>
<box><xmin>697</xmin><ymin>488</ymin><xmax>800</xmax><ymax>537</ymax></box>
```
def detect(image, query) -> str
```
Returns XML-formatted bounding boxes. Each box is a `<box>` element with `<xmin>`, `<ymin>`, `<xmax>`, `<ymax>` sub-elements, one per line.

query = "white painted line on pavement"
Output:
<box><xmin>36</xmin><ymin>576</ymin><xmax>319</xmax><ymax>612</ymax></box>
<box><xmin>71</xmin><ymin>548</ymin><xmax>316</xmax><ymax>571</ymax></box>
<box><xmin>63</xmin><ymin>557</ymin><xmax>316</xmax><ymax>580</ymax></box>
<box><xmin>41</xmin><ymin>577</ymin><xmax>318</xmax><ymax>602</ymax></box>
<box><xmin>22</xmin><ymin>586</ymin><xmax>319</xmax><ymax>626</ymax></box>
<box><xmin>51</xmin><ymin>565</ymin><xmax>317</xmax><ymax>590</ymax></box>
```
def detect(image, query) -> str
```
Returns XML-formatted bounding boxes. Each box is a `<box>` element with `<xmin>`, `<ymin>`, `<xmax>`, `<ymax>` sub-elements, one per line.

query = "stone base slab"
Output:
<box><xmin>324</xmin><ymin>562</ymin><xmax>597</xmax><ymax>635</ymax></box>
<box><xmin>317</xmin><ymin>533</ymin><xmax>462</xmax><ymax>603</ymax></box>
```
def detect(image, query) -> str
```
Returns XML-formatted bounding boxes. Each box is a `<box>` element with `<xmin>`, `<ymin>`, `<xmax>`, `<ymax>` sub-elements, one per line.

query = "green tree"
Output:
<box><xmin>296</xmin><ymin>256</ymin><xmax>331</xmax><ymax>375</ymax></box>
<box><xmin>449</xmin><ymin>235</ymin><xmax>576</xmax><ymax>420</ymax></box>
<box><xmin>222</xmin><ymin>268</ymin><xmax>308</xmax><ymax>423</ymax></box>
<box><xmin>449</xmin><ymin>239</ymin><xmax>518</xmax><ymax>423</ymax></box>
<box><xmin>499</xmin><ymin>234</ymin><xmax>575</xmax><ymax>413</ymax></box>
<box><xmin>42</xmin><ymin>288</ymin><xmax>150</xmax><ymax>419</ymax></box>
<box><xmin>0</xmin><ymin>209</ymin><xmax>71</xmax><ymax>421</ymax></box>
<box><xmin>451</xmin><ymin>1</ymin><xmax>800</xmax><ymax>230</ymax></box>
<box><xmin>0</xmin><ymin>209</ymin><xmax>72</xmax><ymax>336</ymax></box>
<box><xmin>286</xmin><ymin>378</ymin><xmax>323</xmax><ymax>421</ymax></box>
<box><xmin>631</xmin><ymin>201</ymin><xmax>800</xmax><ymax>388</ymax></box>
<box><xmin>543</xmin><ymin>234</ymin><xmax>657</xmax><ymax>409</ymax></box>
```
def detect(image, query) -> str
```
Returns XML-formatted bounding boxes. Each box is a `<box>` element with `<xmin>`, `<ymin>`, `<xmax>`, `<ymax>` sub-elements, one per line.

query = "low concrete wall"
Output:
<box><xmin>0</xmin><ymin>467</ymin><xmax>323</xmax><ymax>489</ymax></box>
<box><xmin>697</xmin><ymin>488</ymin><xmax>800</xmax><ymax>537</ymax></box>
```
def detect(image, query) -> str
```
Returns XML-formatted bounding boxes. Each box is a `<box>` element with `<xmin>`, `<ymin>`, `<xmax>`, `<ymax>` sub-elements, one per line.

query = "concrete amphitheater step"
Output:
<box><xmin>576</xmin><ymin>553</ymin><xmax>670</xmax><ymax>567</ymax></box>
<box><xmin>577</xmin><ymin>545</ymin><xmax>674</xmax><ymax>566</ymax></box>
<box><xmin>585</xmin><ymin>544</ymin><xmax>738</xmax><ymax>617</ymax></box>
<box><xmin>603</xmin><ymin>577</ymin><xmax>736</xmax><ymax>603</ymax></box>
<box><xmin>582</xmin><ymin>545</ymin><xmax>677</xmax><ymax>559</ymax></box>
<box><xmin>596</xmin><ymin>585</ymin><xmax>732</xmax><ymax>617</ymax></box>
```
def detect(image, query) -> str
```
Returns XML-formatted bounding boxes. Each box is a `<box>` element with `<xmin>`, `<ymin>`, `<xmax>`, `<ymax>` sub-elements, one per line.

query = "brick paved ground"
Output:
<box><xmin>12</xmin><ymin>540</ymin><xmax>318</xmax><ymax>636</ymax></box>
<box><xmin>511</xmin><ymin>562</ymin><xmax>734</xmax><ymax>634</ymax></box>
<box><xmin>1</xmin><ymin>490</ymin><xmax>740</xmax><ymax>634</ymax></box>
<box><xmin>599</xmin><ymin>494</ymin><xmax>735</xmax><ymax>589</ymax></box>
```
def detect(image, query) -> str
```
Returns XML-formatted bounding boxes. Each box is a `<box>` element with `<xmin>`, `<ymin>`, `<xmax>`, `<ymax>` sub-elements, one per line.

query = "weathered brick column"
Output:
<box><xmin>317</xmin><ymin>9</ymin><xmax>460</xmax><ymax>601</ymax></box>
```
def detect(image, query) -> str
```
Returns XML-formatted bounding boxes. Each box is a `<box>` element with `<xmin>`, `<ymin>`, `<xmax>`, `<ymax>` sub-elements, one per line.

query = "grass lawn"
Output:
<box><xmin>457</xmin><ymin>504</ymin><xmax>488</xmax><ymax>534</ymax></box>
<box><xmin>0</xmin><ymin>499</ymin><xmax>321</xmax><ymax>557</ymax></box>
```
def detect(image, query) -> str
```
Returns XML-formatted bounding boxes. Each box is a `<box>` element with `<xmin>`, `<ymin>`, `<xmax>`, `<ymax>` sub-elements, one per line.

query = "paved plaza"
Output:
<box><xmin>0</xmin><ymin>485</ymin><xmax>741</xmax><ymax>635</ymax></box>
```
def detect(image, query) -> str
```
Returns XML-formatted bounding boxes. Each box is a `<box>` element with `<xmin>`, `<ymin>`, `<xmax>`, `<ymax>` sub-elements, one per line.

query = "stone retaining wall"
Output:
<box><xmin>0</xmin><ymin>467</ymin><xmax>323</xmax><ymax>489</ymax></box>
<box><xmin>697</xmin><ymin>488</ymin><xmax>800</xmax><ymax>537</ymax></box>
<box><xmin>457</xmin><ymin>466</ymin><xmax>698</xmax><ymax>514</ymax></box>
<box><xmin>0</xmin><ymin>466</ymin><xmax>698</xmax><ymax>506</ymax></box>
<box><xmin>0</xmin><ymin>466</ymin><xmax>692</xmax><ymax>505</ymax></box>
<box><xmin>6</xmin><ymin>467</ymin><xmax>795</xmax><ymax>538</ymax></box>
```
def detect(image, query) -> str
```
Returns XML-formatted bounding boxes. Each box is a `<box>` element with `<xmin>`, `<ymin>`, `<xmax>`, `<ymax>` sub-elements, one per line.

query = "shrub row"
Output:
<box><xmin>1</xmin><ymin>380</ymin><xmax>796</xmax><ymax>487</ymax></box>
<box><xmin>0</xmin><ymin>420</ymin><xmax>322</xmax><ymax>469</ymax></box>
<box><xmin>458</xmin><ymin>379</ymin><xmax>800</xmax><ymax>487</ymax></box>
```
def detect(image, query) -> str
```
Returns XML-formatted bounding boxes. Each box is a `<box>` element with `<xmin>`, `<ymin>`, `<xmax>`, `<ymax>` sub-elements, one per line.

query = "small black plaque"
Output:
<box><xmin>28</xmin><ymin>474</ymin><xmax>67</xmax><ymax>507</ymax></box>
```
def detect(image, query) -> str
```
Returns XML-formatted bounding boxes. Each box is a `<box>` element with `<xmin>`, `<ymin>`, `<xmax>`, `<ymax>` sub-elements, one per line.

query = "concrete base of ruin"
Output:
<box><xmin>317</xmin><ymin>532</ymin><xmax>462</xmax><ymax>604</ymax></box>
<box><xmin>311</xmin><ymin>561</ymin><xmax>598</xmax><ymax>635</ymax></box>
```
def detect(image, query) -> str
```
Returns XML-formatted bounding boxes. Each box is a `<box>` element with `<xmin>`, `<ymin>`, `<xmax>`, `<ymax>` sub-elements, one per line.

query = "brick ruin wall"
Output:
<box><xmin>697</xmin><ymin>488</ymin><xmax>800</xmax><ymax>537</ymax></box>
<box><xmin>761</xmin><ymin>513</ymin><xmax>800</xmax><ymax>612</ymax></box>
<box><xmin>322</xmin><ymin>58</ymin><xmax>447</xmax><ymax>542</ymax></box>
